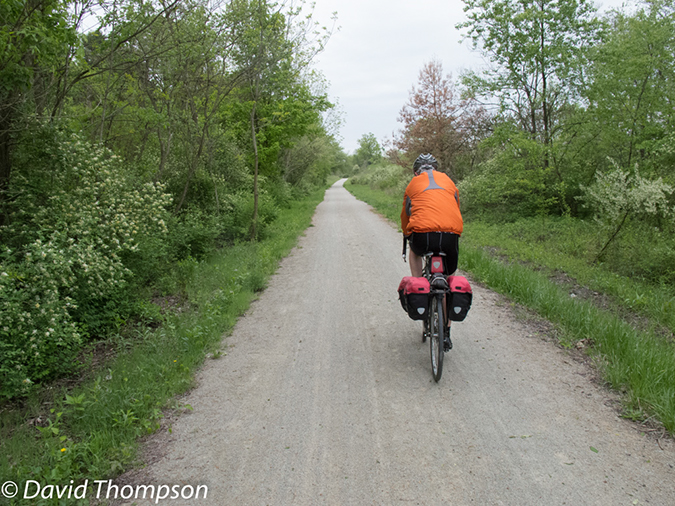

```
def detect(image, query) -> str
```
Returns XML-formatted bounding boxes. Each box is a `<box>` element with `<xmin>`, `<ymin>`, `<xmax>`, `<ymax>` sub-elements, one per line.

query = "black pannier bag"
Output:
<box><xmin>446</xmin><ymin>275</ymin><xmax>472</xmax><ymax>322</ymax></box>
<box><xmin>398</xmin><ymin>276</ymin><xmax>431</xmax><ymax>320</ymax></box>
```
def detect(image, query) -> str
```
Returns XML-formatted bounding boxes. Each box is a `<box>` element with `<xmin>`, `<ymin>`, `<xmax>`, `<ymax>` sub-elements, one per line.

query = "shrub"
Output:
<box><xmin>459</xmin><ymin>126</ymin><xmax>565</xmax><ymax>222</ymax></box>
<box><xmin>578</xmin><ymin>162</ymin><xmax>674</xmax><ymax>261</ymax></box>
<box><xmin>0</xmin><ymin>127</ymin><xmax>172</xmax><ymax>398</ymax></box>
<box><xmin>168</xmin><ymin>209</ymin><xmax>223</xmax><ymax>261</ymax></box>
<box><xmin>350</xmin><ymin>163</ymin><xmax>407</xmax><ymax>193</ymax></box>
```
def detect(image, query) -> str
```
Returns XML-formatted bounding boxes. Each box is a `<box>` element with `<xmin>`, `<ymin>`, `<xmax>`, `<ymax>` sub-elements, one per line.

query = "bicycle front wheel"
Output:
<box><xmin>430</xmin><ymin>295</ymin><xmax>444</xmax><ymax>382</ymax></box>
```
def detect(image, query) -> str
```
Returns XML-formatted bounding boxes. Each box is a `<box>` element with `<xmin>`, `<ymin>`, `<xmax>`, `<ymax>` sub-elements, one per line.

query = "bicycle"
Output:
<box><xmin>421</xmin><ymin>252</ymin><xmax>450</xmax><ymax>382</ymax></box>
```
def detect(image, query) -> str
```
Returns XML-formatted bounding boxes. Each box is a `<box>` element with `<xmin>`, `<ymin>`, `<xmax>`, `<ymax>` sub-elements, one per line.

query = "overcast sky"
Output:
<box><xmin>307</xmin><ymin>0</ymin><xmax>633</xmax><ymax>154</ymax></box>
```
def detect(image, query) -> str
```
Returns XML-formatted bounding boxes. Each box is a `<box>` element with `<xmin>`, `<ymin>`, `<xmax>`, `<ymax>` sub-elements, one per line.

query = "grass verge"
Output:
<box><xmin>464</xmin><ymin>219</ymin><xmax>675</xmax><ymax>338</ymax></box>
<box><xmin>0</xmin><ymin>186</ymin><xmax>327</xmax><ymax>504</ymax></box>
<box><xmin>345</xmin><ymin>179</ymin><xmax>675</xmax><ymax>435</ymax></box>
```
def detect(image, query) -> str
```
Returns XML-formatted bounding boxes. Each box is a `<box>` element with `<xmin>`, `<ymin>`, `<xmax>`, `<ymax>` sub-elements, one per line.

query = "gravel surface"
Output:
<box><xmin>119</xmin><ymin>180</ymin><xmax>674</xmax><ymax>505</ymax></box>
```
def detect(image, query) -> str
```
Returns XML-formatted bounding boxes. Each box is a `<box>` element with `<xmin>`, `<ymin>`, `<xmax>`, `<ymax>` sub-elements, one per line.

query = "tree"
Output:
<box><xmin>0</xmin><ymin>0</ymin><xmax>75</xmax><ymax>207</ymax></box>
<box><xmin>457</xmin><ymin>0</ymin><xmax>600</xmax><ymax>171</ymax></box>
<box><xmin>227</xmin><ymin>0</ymin><xmax>331</xmax><ymax>239</ymax></box>
<box><xmin>395</xmin><ymin>60</ymin><xmax>488</xmax><ymax>179</ymax></box>
<box><xmin>353</xmin><ymin>133</ymin><xmax>382</xmax><ymax>168</ymax></box>
<box><xmin>0</xmin><ymin>0</ymin><xmax>181</xmax><ymax>221</ymax></box>
<box><xmin>583</xmin><ymin>0</ymin><xmax>675</xmax><ymax>179</ymax></box>
<box><xmin>72</xmin><ymin>0</ymin><xmax>249</xmax><ymax>215</ymax></box>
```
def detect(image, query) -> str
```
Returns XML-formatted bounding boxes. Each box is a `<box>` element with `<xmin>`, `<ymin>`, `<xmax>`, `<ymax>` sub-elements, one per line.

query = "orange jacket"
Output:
<box><xmin>400</xmin><ymin>169</ymin><xmax>463</xmax><ymax>236</ymax></box>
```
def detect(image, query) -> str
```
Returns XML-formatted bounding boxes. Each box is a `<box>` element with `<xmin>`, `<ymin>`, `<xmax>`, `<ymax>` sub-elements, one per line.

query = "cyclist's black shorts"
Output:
<box><xmin>409</xmin><ymin>231</ymin><xmax>459</xmax><ymax>274</ymax></box>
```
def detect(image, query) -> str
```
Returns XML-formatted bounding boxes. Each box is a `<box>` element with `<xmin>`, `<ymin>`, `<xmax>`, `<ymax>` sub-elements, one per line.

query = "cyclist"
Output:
<box><xmin>401</xmin><ymin>153</ymin><xmax>463</xmax><ymax>350</ymax></box>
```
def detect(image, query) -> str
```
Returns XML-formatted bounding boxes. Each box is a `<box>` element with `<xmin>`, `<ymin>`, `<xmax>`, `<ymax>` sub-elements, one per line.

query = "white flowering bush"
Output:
<box><xmin>581</xmin><ymin>162</ymin><xmax>673</xmax><ymax>225</ymax></box>
<box><xmin>579</xmin><ymin>160</ymin><xmax>674</xmax><ymax>260</ymax></box>
<box><xmin>0</xmin><ymin>128</ymin><xmax>172</xmax><ymax>398</ymax></box>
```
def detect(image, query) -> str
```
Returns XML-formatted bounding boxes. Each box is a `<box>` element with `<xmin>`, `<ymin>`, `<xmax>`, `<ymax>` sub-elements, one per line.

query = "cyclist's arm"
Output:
<box><xmin>401</xmin><ymin>194</ymin><xmax>411</xmax><ymax>236</ymax></box>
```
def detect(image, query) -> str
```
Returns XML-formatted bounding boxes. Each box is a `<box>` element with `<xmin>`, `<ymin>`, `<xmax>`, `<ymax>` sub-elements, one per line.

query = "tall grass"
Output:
<box><xmin>346</xmin><ymin>178</ymin><xmax>675</xmax><ymax>434</ymax></box>
<box><xmin>463</xmin><ymin>219</ymin><xmax>675</xmax><ymax>336</ymax></box>
<box><xmin>0</xmin><ymin>186</ymin><xmax>327</xmax><ymax>503</ymax></box>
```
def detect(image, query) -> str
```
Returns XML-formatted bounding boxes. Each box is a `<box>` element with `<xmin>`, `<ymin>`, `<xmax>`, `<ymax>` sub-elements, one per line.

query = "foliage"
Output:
<box><xmin>282</xmin><ymin>132</ymin><xmax>347</xmax><ymax>188</ymax></box>
<box><xmin>456</xmin><ymin>0</ymin><xmax>605</xmax><ymax>212</ymax></box>
<box><xmin>0</xmin><ymin>126</ymin><xmax>171</xmax><ymax>398</ymax></box>
<box><xmin>224</xmin><ymin>0</ymin><xmax>333</xmax><ymax>239</ymax></box>
<box><xmin>349</xmin><ymin>163</ymin><xmax>408</xmax><ymax>194</ymax></box>
<box><xmin>0</xmin><ymin>0</ymin><xmax>75</xmax><ymax>98</ymax></box>
<box><xmin>458</xmin><ymin>0</ymin><xmax>599</xmax><ymax>144</ymax></box>
<box><xmin>458</xmin><ymin>124</ymin><xmax>566</xmax><ymax>221</ymax></box>
<box><xmin>579</xmin><ymin>161</ymin><xmax>674</xmax><ymax>260</ymax></box>
<box><xmin>395</xmin><ymin>59</ymin><xmax>489</xmax><ymax>179</ymax></box>
<box><xmin>582</xmin><ymin>0</ymin><xmax>675</xmax><ymax>179</ymax></box>
<box><xmin>0</xmin><ymin>185</ymin><xmax>327</xmax><ymax>498</ymax></box>
<box><xmin>352</xmin><ymin>133</ymin><xmax>383</xmax><ymax>169</ymax></box>
<box><xmin>1</xmin><ymin>0</ymin><xmax>73</xmax><ymax>212</ymax></box>
<box><xmin>445</xmin><ymin>0</ymin><xmax>675</xmax><ymax>236</ymax></box>
<box><xmin>0</xmin><ymin>0</ymin><xmax>344</xmax><ymax>400</ymax></box>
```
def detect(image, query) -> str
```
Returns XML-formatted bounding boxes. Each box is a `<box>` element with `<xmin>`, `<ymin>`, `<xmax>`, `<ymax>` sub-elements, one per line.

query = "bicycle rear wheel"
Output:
<box><xmin>430</xmin><ymin>295</ymin><xmax>444</xmax><ymax>382</ymax></box>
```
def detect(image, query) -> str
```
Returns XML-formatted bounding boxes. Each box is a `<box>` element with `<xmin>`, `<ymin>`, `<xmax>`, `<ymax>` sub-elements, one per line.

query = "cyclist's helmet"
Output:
<box><xmin>413</xmin><ymin>153</ymin><xmax>438</xmax><ymax>175</ymax></box>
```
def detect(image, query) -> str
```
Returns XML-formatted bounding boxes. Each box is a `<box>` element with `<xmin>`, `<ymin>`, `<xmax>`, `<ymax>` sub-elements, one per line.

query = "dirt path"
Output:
<box><xmin>120</xmin><ymin>180</ymin><xmax>674</xmax><ymax>505</ymax></box>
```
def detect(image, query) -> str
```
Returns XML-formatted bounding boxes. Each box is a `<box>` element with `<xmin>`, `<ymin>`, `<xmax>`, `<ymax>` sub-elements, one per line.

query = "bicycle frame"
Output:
<box><xmin>422</xmin><ymin>253</ymin><xmax>449</xmax><ymax>382</ymax></box>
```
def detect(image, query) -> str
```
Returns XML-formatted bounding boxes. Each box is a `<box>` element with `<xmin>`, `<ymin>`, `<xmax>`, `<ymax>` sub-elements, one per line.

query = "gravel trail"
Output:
<box><xmin>120</xmin><ymin>180</ymin><xmax>674</xmax><ymax>505</ymax></box>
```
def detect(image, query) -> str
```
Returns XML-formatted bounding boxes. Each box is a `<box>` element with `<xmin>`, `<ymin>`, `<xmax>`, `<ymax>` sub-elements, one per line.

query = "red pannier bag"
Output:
<box><xmin>446</xmin><ymin>275</ymin><xmax>472</xmax><ymax>322</ymax></box>
<box><xmin>398</xmin><ymin>276</ymin><xmax>430</xmax><ymax>321</ymax></box>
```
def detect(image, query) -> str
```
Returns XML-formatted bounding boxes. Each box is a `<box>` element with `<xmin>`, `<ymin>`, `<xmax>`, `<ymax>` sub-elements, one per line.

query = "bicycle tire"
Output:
<box><xmin>430</xmin><ymin>295</ymin><xmax>444</xmax><ymax>382</ymax></box>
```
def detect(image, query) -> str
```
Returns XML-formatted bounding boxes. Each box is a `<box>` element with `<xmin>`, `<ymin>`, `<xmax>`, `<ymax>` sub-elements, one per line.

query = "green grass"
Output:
<box><xmin>326</xmin><ymin>174</ymin><xmax>342</xmax><ymax>186</ymax></box>
<box><xmin>0</xmin><ymin>186</ymin><xmax>327</xmax><ymax>504</ymax></box>
<box><xmin>346</xmin><ymin>178</ymin><xmax>675</xmax><ymax>434</ymax></box>
<box><xmin>344</xmin><ymin>179</ymin><xmax>402</xmax><ymax>225</ymax></box>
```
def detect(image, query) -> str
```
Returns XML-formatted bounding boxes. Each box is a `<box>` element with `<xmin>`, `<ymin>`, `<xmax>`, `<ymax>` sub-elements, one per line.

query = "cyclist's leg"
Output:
<box><xmin>408</xmin><ymin>249</ymin><xmax>423</xmax><ymax>277</ymax></box>
<box><xmin>440</xmin><ymin>232</ymin><xmax>459</xmax><ymax>276</ymax></box>
<box><xmin>407</xmin><ymin>233</ymin><xmax>427</xmax><ymax>278</ymax></box>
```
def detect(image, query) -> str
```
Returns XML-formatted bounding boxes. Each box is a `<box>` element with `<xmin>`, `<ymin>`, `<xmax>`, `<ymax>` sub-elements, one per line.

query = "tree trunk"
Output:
<box><xmin>540</xmin><ymin>10</ymin><xmax>550</xmax><ymax>170</ymax></box>
<box><xmin>594</xmin><ymin>210</ymin><xmax>629</xmax><ymax>263</ymax></box>
<box><xmin>0</xmin><ymin>113</ymin><xmax>13</xmax><ymax>225</ymax></box>
<box><xmin>175</xmin><ymin>127</ymin><xmax>207</xmax><ymax>214</ymax></box>
<box><xmin>156</xmin><ymin>128</ymin><xmax>172</xmax><ymax>182</ymax></box>
<box><xmin>250</xmin><ymin>102</ymin><xmax>259</xmax><ymax>241</ymax></box>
